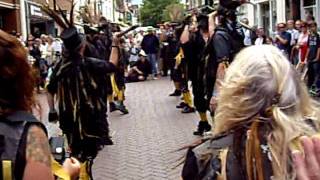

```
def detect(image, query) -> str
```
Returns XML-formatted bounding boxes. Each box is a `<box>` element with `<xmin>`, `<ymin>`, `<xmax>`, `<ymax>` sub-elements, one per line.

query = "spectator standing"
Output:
<box><xmin>141</xmin><ymin>27</ymin><xmax>160</xmax><ymax>79</ymax></box>
<box><xmin>52</xmin><ymin>38</ymin><xmax>62</xmax><ymax>65</ymax></box>
<box><xmin>306</xmin><ymin>14</ymin><xmax>315</xmax><ymax>24</ymax></box>
<box><xmin>287</xmin><ymin>20</ymin><xmax>300</xmax><ymax>61</ymax></box>
<box><xmin>305</xmin><ymin>21</ymin><xmax>320</xmax><ymax>93</ymax></box>
<box><xmin>45</xmin><ymin>36</ymin><xmax>55</xmax><ymax>66</ymax></box>
<box><xmin>265</xmin><ymin>37</ymin><xmax>274</xmax><ymax>45</ymax></box>
<box><xmin>295</xmin><ymin>20</ymin><xmax>302</xmax><ymax>32</ymax></box>
<box><xmin>254</xmin><ymin>28</ymin><xmax>266</xmax><ymax>45</ymax></box>
<box><xmin>275</xmin><ymin>23</ymin><xmax>291</xmax><ymax>56</ymax></box>
<box><xmin>135</xmin><ymin>30</ymin><xmax>145</xmax><ymax>47</ymax></box>
<box><xmin>287</xmin><ymin>20</ymin><xmax>300</xmax><ymax>46</ymax></box>
<box><xmin>128</xmin><ymin>41</ymin><xmax>140</xmax><ymax>67</ymax></box>
<box><xmin>241</xmin><ymin>18</ymin><xmax>253</xmax><ymax>46</ymax></box>
<box><xmin>293</xmin><ymin>21</ymin><xmax>309</xmax><ymax>69</ymax></box>
<box><xmin>39</xmin><ymin>35</ymin><xmax>48</xmax><ymax>59</ymax></box>
<box><xmin>34</xmin><ymin>38</ymin><xmax>48</xmax><ymax>90</ymax></box>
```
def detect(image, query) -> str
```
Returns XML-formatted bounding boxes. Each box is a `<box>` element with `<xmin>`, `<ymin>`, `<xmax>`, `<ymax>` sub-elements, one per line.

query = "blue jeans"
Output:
<box><xmin>147</xmin><ymin>53</ymin><xmax>158</xmax><ymax>76</ymax></box>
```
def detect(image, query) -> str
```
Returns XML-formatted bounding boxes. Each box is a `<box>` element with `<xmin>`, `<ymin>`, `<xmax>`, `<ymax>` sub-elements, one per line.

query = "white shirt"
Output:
<box><xmin>135</xmin><ymin>33</ymin><xmax>144</xmax><ymax>47</ymax></box>
<box><xmin>40</xmin><ymin>43</ymin><xmax>48</xmax><ymax>58</ymax></box>
<box><xmin>52</xmin><ymin>40</ymin><xmax>62</xmax><ymax>53</ymax></box>
<box><xmin>243</xmin><ymin>28</ymin><xmax>252</xmax><ymax>46</ymax></box>
<box><xmin>255</xmin><ymin>37</ymin><xmax>264</xmax><ymax>45</ymax></box>
<box><xmin>287</xmin><ymin>29</ymin><xmax>299</xmax><ymax>46</ymax></box>
<box><xmin>129</xmin><ymin>47</ymin><xmax>139</xmax><ymax>63</ymax></box>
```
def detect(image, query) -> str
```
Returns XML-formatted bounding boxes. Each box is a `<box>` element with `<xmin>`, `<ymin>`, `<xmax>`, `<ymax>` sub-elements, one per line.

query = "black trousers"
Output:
<box><xmin>307</xmin><ymin>61</ymin><xmax>320</xmax><ymax>88</ymax></box>
<box><xmin>190</xmin><ymin>61</ymin><xmax>218</xmax><ymax>114</ymax></box>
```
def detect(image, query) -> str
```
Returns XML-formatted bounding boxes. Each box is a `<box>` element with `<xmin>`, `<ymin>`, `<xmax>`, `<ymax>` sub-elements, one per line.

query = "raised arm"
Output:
<box><xmin>208</xmin><ymin>11</ymin><xmax>218</xmax><ymax>38</ymax></box>
<box><xmin>180</xmin><ymin>25</ymin><xmax>190</xmax><ymax>44</ymax></box>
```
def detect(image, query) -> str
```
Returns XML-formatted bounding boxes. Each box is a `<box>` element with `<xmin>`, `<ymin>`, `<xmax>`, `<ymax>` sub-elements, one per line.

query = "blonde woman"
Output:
<box><xmin>182</xmin><ymin>45</ymin><xmax>320</xmax><ymax>180</ymax></box>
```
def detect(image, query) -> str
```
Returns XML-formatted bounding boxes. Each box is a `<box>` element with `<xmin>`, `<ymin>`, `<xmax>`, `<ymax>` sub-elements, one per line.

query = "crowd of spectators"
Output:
<box><xmin>242</xmin><ymin>15</ymin><xmax>320</xmax><ymax>96</ymax></box>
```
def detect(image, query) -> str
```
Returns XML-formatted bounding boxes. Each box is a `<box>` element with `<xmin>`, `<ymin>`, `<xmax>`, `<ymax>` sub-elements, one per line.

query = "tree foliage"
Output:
<box><xmin>140</xmin><ymin>0</ymin><xmax>180</xmax><ymax>26</ymax></box>
<box><xmin>163</xmin><ymin>3</ymin><xmax>185</xmax><ymax>23</ymax></box>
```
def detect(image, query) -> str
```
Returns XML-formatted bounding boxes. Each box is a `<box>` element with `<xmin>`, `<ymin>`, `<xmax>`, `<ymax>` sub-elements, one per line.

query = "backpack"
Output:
<box><xmin>0</xmin><ymin>111</ymin><xmax>46</xmax><ymax>180</ymax></box>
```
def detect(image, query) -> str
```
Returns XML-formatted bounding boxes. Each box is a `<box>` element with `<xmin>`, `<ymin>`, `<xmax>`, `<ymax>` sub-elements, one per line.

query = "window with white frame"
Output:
<box><xmin>303</xmin><ymin>0</ymin><xmax>316</xmax><ymax>18</ymax></box>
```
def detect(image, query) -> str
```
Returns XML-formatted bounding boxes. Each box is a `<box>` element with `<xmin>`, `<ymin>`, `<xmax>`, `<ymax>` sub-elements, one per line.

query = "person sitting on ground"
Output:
<box><xmin>0</xmin><ymin>30</ymin><xmax>80</xmax><ymax>180</ymax></box>
<box><xmin>182</xmin><ymin>45</ymin><xmax>320</xmax><ymax>180</ymax></box>
<box><xmin>127</xmin><ymin>50</ymin><xmax>151</xmax><ymax>82</ymax></box>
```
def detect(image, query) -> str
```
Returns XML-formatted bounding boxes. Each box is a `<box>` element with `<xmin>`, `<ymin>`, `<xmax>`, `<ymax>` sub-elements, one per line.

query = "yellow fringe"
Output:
<box><xmin>183</xmin><ymin>91</ymin><xmax>193</xmax><ymax>107</ymax></box>
<box><xmin>110</xmin><ymin>74</ymin><xmax>121</xmax><ymax>98</ymax></box>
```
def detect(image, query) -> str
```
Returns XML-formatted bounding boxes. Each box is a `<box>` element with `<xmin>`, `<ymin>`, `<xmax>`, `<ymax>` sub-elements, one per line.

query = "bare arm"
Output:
<box><xmin>305</xmin><ymin>48</ymin><xmax>310</xmax><ymax>62</ymax></box>
<box><xmin>276</xmin><ymin>35</ymin><xmax>289</xmax><ymax>45</ymax></box>
<box><xmin>316</xmin><ymin>47</ymin><xmax>320</xmax><ymax>61</ymax></box>
<box><xmin>180</xmin><ymin>25</ymin><xmax>190</xmax><ymax>44</ymax></box>
<box><xmin>23</xmin><ymin>126</ymin><xmax>53</xmax><ymax>180</ymax></box>
<box><xmin>208</xmin><ymin>11</ymin><xmax>218</xmax><ymax>37</ymax></box>
<box><xmin>132</xmin><ymin>66</ymin><xmax>143</xmax><ymax>74</ymax></box>
<box><xmin>109</xmin><ymin>34</ymin><xmax>121</xmax><ymax>66</ymax></box>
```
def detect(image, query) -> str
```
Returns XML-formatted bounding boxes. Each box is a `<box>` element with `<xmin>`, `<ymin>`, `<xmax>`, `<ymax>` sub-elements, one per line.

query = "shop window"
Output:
<box><xmin>303</xmin><ymin>0</ymin><xmax>316</xmax><ymax>6</ymax></box>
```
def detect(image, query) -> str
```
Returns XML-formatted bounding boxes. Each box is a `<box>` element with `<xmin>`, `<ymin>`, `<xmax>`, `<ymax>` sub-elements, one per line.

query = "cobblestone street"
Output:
<box><xmin>35</xmin><ymin>78</ymin><xmax>199</xmax><ymax>180</ymax></box>
<box><xmin>93</xmin><ymin>78</ymin><xmax>199</xmax><ymax>180</ymax></box>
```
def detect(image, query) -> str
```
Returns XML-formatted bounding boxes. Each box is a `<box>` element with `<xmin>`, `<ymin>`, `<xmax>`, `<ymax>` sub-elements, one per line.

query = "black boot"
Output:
<box><xmin>181</xmin><ymin>106</ymin><xmax>196</xmax><ymax>113</ymax></box>
<box><xmin>117</xmin><ymin>103</ymin><xmax>129</xmax><ymax>115</ymax></box>
<box><xmin>169</xmin><ymin>89</ymin><xmax>181</xmax><ymax>96</ymax></box>
<box><xmin>109</xmin><ymin>102</ymin><xmax>117</xmax><ymax>112</ymax></box>
<box><xmin>193</xmin><ymin>121</ymin><xmax>211</xmax><ymax>136</ymax></box>
<box><xmin>176</xmin><ymin>102</ymin><xmax>187</xmax><ymax>109</ymax></box>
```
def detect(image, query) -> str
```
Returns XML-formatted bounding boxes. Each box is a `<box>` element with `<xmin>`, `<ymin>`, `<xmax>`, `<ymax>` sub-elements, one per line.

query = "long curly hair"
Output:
<box><xmin>0</xmin><ymin>30</ymin><xmax>35</xmax><ymax>116</ymax></box>
<box><xmin>214</xmin><ymin>45</ymin><xmax>320</xmax><ymax>179</ymax></box>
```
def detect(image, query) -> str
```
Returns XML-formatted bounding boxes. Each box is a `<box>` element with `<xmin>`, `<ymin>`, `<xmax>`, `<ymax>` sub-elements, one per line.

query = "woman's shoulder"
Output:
<box><xmin>182</xmin><ymin>133</ymin><xmax>235</xmax><ymax>180</ymax></box>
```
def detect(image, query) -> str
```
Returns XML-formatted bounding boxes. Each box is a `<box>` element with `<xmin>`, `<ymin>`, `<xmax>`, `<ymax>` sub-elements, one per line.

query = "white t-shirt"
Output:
<box><xmin>255</xmin><ymin>37</ymin><xmax>264</xmax><ymax>45</ymax></box>
<box><xmin>243</xmin><ymin>28</ymin><xmax>252</xmax><ymax>46</ymax></box>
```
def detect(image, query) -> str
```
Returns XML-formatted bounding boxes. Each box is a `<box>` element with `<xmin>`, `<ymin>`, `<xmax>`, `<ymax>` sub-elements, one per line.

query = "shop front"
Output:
<box><xmin>26</xmin><ymin>2</ymin><xmax>55</xmax><ymax>37</ymax></box>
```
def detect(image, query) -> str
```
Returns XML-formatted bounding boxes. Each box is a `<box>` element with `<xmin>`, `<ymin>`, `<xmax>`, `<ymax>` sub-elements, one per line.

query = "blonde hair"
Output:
<box><xmin>214</xmin><ymin>45</ymin><xmax>320</xmax><ymax>179</ymax></box>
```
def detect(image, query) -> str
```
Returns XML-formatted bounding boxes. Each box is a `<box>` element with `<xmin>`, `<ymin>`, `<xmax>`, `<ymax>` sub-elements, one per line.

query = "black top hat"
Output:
<box><xmin>60</xmin><ymin>27</ymin><xmax>84</xmax><ymax>50</ymax></box>
<box><xmin>220</xmin><ymin>0</ymin><xmax>243</xmax><ymax>10</ymax></box>
<box><xmin>84</xmin><ymin>25</ymin><xmax>100</xmax><ymax>35</ymax></box>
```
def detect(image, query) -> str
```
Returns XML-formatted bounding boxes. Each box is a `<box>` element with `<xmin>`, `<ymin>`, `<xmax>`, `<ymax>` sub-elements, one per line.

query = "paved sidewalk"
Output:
<box><xmin>92</xmin><ymin>78</ymin><xmax>199</xmax><ymax>180</ymax></box>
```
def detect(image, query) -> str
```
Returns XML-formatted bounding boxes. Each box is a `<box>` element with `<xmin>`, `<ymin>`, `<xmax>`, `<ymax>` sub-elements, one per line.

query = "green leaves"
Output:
<box><xmin>140</xmin><ymin>0</ymin><xmax>182</xmax><ymax>26</ymax></box>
